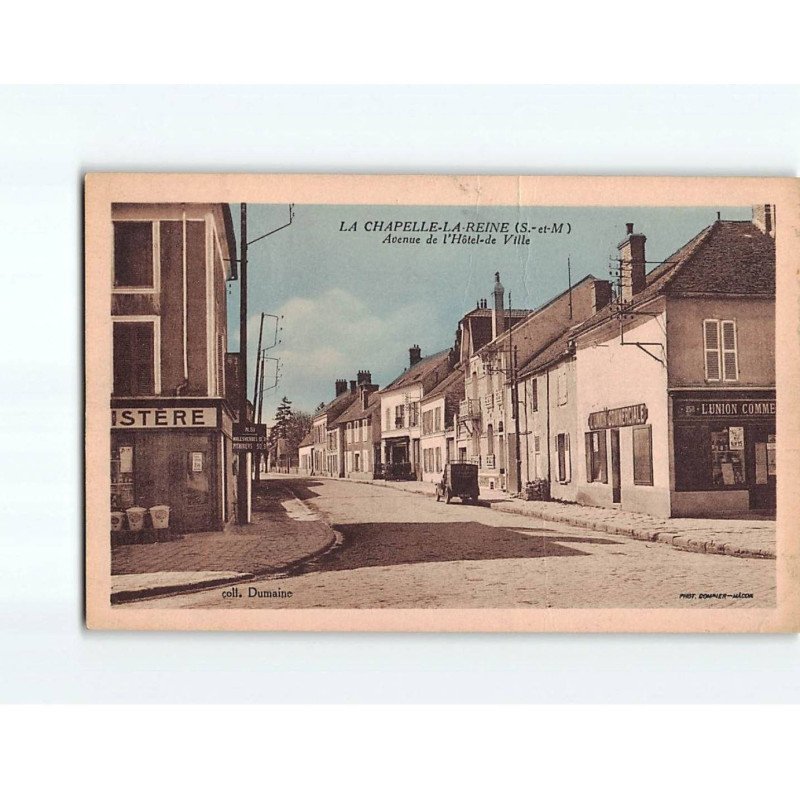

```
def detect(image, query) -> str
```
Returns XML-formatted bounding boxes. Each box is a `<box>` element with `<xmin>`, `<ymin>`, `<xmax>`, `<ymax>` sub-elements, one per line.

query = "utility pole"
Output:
<box><xmin>252</xmin><ymin>312</ymin><xmax>265</xmax><ymax>482</ymax></box>
<box><xmin>237</xmin><ymin>203</ymin><xmax>249</xmax><ymax>524</ymax></box>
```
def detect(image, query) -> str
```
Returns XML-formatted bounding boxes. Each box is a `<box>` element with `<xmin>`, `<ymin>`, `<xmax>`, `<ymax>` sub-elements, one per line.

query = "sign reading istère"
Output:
<box><xmin>112</xmin><ymin>407</ymin><xmax>217</xmax><ymax>428</ymax></box>
<box><xmin>588</xmin><ymin>404</ymin><xmax>648</xmax><ymax>430</ymax></box>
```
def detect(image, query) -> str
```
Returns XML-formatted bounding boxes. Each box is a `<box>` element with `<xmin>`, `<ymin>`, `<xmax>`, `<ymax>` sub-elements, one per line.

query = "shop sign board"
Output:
<box><xmin>233</xmin><ymin>423</ymin><xmax>268</xmax><ymax>451</ymax></box>
<box><xmin>588</xmin><ymin>404</ymin><xmax>648</xmax><ymax>430</ymax></box>
<box><xmin>674</xmin><ymin>398</ymin><xmax>776</xmax><ymax>420</ymax></box>
<box><xmin>112</xmin><ymin>407</ymin><xmax>217</xmax><ymax>428</ymax></box>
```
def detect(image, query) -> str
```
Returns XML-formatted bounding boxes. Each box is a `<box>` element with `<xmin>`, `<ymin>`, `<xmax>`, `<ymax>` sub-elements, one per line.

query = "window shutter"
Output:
<box><xmin>585</xmin><ymin>432</ymin><xmax>593</xmax><ymax>482</ymax></box>
<box><xmin>721</xmin><ymin>320</ymin><xmax>738</xmax><ymax>381</ymax></box>
<box><xmin>599</xmin><ymin>430</ymin><xmax>608</xmax><ymax>483</ymax></box>
<box><xmin>565</xmin><ymin>433</ymin><xmax>571</xmax><ymax>482</ymax></box>
<box><xmin>704</xmin><ymin>320</ymin><xmax>721</xmax><ymax>381</ymax></box>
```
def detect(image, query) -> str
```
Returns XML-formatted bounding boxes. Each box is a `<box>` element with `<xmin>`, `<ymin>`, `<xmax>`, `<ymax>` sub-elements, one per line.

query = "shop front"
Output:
<box><xmin>670</xmin><ymin>391</ymin><xmax>776</xmax><ymax>516</ymax></box>
<box><xmin>111</xmin><ymin>398</ymin><xmax>236</xmax><ymax>532</ymax></box>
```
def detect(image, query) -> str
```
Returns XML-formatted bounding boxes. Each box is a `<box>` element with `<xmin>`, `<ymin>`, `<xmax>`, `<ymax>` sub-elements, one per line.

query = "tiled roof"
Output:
<box><xmin>381</xmin><ymin>349</ymin><xmax>452</xmax><ymax>393</ymax></box>
<box><xmin>474</xmin><ymin>274</ymin><xmax>599</xmax><ymax>359</ymax></box>
<box><xmin>313</xmin><ymin>390</ymin><xmax>358</xmax><ymax>424</ymax></box>
<box><xmin>421</xmin><ymin>367</ymin><xmax>465</xmax><ymax>404</ymax></box>
<box><xmin>518</xmin><ymin>329</ymin><xmax>575</xmax><ymax>379</ymax></box>
<box><xmin>336</xmin><ymin>391</ymin><xmax>381</xmax><ymax>424</ymax></box>
<box><xmin>572</xmin><ymin>220</ymin><xmax>775</xmax><ymax>339</ymax></box>
<box><xmin>298</xmin><ymin>431</ymin><xmax>314</xmax><ymax>448</ymax></box>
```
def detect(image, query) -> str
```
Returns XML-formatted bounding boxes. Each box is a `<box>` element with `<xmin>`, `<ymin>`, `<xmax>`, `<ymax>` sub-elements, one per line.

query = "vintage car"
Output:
<box><xmin>434</xmin><ymin>462</ymin><xmax>479</xmax><ymax>504</ymax></box>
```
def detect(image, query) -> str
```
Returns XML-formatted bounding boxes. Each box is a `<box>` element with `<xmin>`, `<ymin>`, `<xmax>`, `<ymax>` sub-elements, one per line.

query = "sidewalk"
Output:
<box><xmin>345</xmin><ymin>477</ymin><xmax>776</xmax><ymax>560</ymax></box>
<box><xmin>110</xmin><ymin>482</ymin><xmax>337</xmax><ymax>603</ymax></box>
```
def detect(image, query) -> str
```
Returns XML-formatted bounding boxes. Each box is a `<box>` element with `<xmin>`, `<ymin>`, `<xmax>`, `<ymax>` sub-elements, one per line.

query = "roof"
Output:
<box><xmin>518</xmin><ymin>329</ymin><xmax>575</xmax><ymax>379</ymax></box>
<box><xmin>461</xmin><ymin>307</ymin><xmax>532</xmax><ymax>319</ymax></box>
<box><xmin>380</xmin><ymin>349</ymin><xmax>452</xmax><ymax>393</ymax></box>
<box><xmin>572</xmin><ymin>220</ymin><xmax>775</xmax><ymax>340</ymax></box>
<box><xmin>421</xmin><ymin>368</ymin><xmax>465</xmax><ymax>405</ymax></box>
<box><xmin>298</xmin><ymin>431</ymin><xmax>314</xmax><ymax>448</ymax></box>
<box><xmin>336</xmin><ymin>391</ymin><xmax>381</xmax><ymax>424</ymax></box>
<box><xmin>474</xmin><ymin>274</ymin><xmax>599</xmax><ymax>359</ymax></box>
<box><xmin>312</xmin><ymin>390</ymin><xmax>358</xmax><ymax>425</ymax></box>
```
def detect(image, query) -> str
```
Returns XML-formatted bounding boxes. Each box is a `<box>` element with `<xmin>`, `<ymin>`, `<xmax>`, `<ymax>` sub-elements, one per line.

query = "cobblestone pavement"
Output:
<box><xmin>137</xmin><ymin>477</ymin><xmax>776</xmax><ymax>610</ymax></box>
<box><xmin>111</xmin><ymin>481</ymin><xmax>335</xmax><ymax>599</ymax></box>
<box><xmin>358</xmin><ymin>478</ymin><xmax>776</xmax><ymax>558</ymax></box>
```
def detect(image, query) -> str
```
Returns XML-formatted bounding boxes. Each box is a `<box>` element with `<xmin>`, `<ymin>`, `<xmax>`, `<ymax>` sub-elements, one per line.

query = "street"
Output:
<box><xmin>137</xmin><ymin>477</ymin><xmax>776</xmax><ymax>609</ymax></box>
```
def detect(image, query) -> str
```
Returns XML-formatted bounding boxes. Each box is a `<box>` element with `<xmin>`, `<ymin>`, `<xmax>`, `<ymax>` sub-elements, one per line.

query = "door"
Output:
<box><xmin>749</xmin><ymin>426</ymin><xmax>776</xmax><ymax>510</ymax></box>
<box><xmin>610</xmin><ymin>428</ymin><xmax>621</xmax><ymax>504</ymax></box>
<box><xmin>168</xmin><ymin>434</ymin><xmax>216</xmax><ymax>532</ymax></box>
<box><xmin>412</xmin><ymin>439</ymin><xmax>421</xmax><ymax>480</ymax></box>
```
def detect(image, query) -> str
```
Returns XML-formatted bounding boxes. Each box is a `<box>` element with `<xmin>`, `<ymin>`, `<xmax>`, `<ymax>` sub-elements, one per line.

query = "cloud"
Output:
<box><xmin>244</xmin><ymin>287</ymin><xmax>441</xmax><ymax>419</ymax></box>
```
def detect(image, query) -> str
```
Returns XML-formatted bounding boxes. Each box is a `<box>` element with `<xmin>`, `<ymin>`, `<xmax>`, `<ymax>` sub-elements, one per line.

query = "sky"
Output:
<box><xmin>228</xmin><ymin>203</ymin><xmax>752</xmax><ymax>425</ymax></box>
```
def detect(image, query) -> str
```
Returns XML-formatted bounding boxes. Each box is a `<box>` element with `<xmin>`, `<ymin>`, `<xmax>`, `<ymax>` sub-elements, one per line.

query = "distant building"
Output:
<box><xmin>379</xmin><ymin>346</ymin><xmax>455</xmax><ymax>480</ymax></box>
<box><xmin>420</xmin><ymin>368</ymin><xmax>465</xmax><ymax>483</ymax></box>
<box><xmin>298</xmin><ymin>430</ymin><xmax>314</xmax><ymax>476</ymax></box>
<box><xmin>110</xmin><ymin>203</ymin><xmax>239</xmax><ymax>531</ymax></box>
<box><xmin>336</xmin><ymin>372</ymin><xmax>381</xmax><ymax>479</ymax></box>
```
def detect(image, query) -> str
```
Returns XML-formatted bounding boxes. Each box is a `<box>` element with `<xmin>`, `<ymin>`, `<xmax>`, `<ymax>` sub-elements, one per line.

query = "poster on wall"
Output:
<box><xmin>85</xmin><ymin>173</ymin><xmax>799</xmax><ymax>633</ymax></box>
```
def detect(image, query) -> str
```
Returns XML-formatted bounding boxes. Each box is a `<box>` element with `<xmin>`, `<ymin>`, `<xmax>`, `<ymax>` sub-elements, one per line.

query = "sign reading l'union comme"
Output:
<box><xmin>674</xmin><ymin>398</ymin><xmax>776</xmax><ymax>419</ymax></box>
<box><xmin>112</xmin><ymin>407</ymin><xmax>217</xmax><ymax>428</ymax></box>
<box><xmin>588</xmin><ymin>403</ymin><xmax>648</xmax><ymax>430</ymax></box>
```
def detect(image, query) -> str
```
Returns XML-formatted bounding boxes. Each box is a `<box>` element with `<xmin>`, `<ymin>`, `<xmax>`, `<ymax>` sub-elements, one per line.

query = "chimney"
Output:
<box><xmin>360</xmin><ymin>383</ymin><xmax>376</xmax><ymax>410</ymax></box>
<box><xmin>752</xmin><ymin>204</ymin><xmax>776</xmax><ymax>237</ymax></box>
<box><xmin>492</xmin><ymin>272</ymin><xmax>506</xmax><ymax>338</ymax></box>
<box><xmin>357</xmin><ymin>370</ymin><xmax>372</xmax><ymax>385</ymax></box>
<box><xmin>617</xmin><ymin>223</ymin><xmax>646</xmax><ymax>301</ymax></box>
<box><xmin>592</xmin><ymin>279</ymin><xmax>613</xmax><ymax>313</ymax></box>
<box><xmin>409</xmin><ymin>344</ymin><xmax>422</xmax><ymax>366</ymax></box>
<box><xmin>335</xmin><ymin>379</ymin><xmax>347</xmax><ymax>396</ymax></box>
<box><xmin>349</xmin><ymin>380</ymin><xmax>357</xmax><ymax>393</ymax></box>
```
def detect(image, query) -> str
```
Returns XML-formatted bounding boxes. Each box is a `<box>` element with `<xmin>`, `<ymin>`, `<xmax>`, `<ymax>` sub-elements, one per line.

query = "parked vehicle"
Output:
<box><xmin>435</xmin><ymin>462</ymin><xmax>479</xmax><ymax>504</ymax></box>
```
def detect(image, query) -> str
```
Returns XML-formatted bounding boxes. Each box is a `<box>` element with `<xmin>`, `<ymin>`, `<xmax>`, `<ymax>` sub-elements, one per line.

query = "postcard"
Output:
<box><xmin>85</xmin><ymin>174</ymin><xmax>799</xmax><ymax>631</ymax></box>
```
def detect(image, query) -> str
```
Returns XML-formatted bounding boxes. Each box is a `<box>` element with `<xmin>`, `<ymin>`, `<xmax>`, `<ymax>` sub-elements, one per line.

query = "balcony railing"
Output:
<box><xmin>458</xmin><ymin>399</ymin><xmax>481</xmax><ymax>420</ymax></box>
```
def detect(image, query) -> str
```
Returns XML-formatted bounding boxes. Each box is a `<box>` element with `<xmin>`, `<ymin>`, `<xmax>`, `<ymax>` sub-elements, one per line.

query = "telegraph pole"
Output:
<box><xmin>512</xmin><ymin>345</ymin><xmax>522</xmax><ymax>495</ymax></box>
<box><xmin>237</xmin><ymin>203</ymin><xmax>249</xmax><ymax>524</ymax></box>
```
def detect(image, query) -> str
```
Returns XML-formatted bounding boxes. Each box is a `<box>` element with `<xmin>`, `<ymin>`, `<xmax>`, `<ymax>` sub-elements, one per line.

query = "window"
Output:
<box><xmin>556</xmin><ymin>369</ymin><xmax>568</xmax><ymax>406</ymax></box>
<box><xmin>114</xmin><ymin>221</ymin><xmax>155</xmax><ymax>289</ymax></box>
<box><xmin>585</xmin><ymin>430</ymin><xmax>608</xmax><ymax>483</ymax></box>
<box><xmin>710</xmin><ymin>425</ymin><xmax>746</xmax><ymax>487</ymax></box>
<box><xmin>395</xmin><ymin>405</ymin><xmax>405</xmax><ymax>429</ymax></box>
<box><xmin>113</xmin><ymin>321</ymin><xmax>156</xmax><ymax>395</ymax></box>
<box><xmin>409</xmin><ymin>402</ymin><xmax>419</xmax><ymax>428</ymax></box>
<box><xmin>529</xmin><ymin>378</ymin><xmax>538</xmax><ymax>412</ymax></box>
<box><xmin>435</xmin><ymin>448</ymin><xmax>441</xmax><ymax>473</ymax></box>
<box><xmin>434</xmin><ymin>407</ymin><xmax>442</xmax><ymax>432</ymax></box>
<box><xmin>632</xmin><ymin>425</ymin><xmax>653</xmax><ymax>486</ymax></box>
<box><xmin>422</xmin><ymin>409</ymin><xmax>434</xmax><ymax>436</ymax></box>
<box><xmin>556</xmin><ymin>433</ymin><xmax>571</xmax><ymax>482</ymax></box>
<box><xmin>385</xmin><ymin>408</ymin><xmax>391</xmax><ymax>431</ymax></box>
<box><xmin>704</xmin><ymin>319</ymin><xmax>739</xmax><ymax>382</ymax></box>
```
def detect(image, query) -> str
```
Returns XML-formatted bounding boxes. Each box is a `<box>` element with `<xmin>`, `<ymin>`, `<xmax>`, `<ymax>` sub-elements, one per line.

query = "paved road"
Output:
<box><xmin>138</xmin><ymin>477</ymin><xmax>776</xmax><ymax>609</ymax></box>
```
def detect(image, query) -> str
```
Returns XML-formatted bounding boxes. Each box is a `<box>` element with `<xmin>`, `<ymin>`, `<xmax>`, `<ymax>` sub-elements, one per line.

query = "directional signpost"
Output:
<box><xmin>232</xmin><ymin>422</ymin><xmax>268</xmax><ymax>452</ymax></box>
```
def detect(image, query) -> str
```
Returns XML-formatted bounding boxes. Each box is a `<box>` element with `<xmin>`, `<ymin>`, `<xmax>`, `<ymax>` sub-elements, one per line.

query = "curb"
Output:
<box><xmin>110</xmin><ymin>486</ymin><xmax>338</xmax><ymax>604</ymax></box>
<box><xmin>316</xmin><ymin>475</ymin><xmax>776</xmax><ymax>561</ymax></box>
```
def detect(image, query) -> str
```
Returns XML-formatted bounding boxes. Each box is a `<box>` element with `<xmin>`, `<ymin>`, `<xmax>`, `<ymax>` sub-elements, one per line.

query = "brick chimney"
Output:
<box><xmin>752</xmin><ymin>204</ymin><xmax>776</xmax><ymax>237</ymax></box>
<box><xmin>335</xmin><ymin>379</ymin><xmax>347</xmax><ymax>396</ymax></box>
<box><xmin>592</xmin><ymin>279</ymin><xmax>613</xmax><ymax>312</ymax></box>
<box><xmin>349</xmin><ymin>380</ymin><xmax>357</xmax><ymax>393</ymax></box>
<box><xmin>409</xmin><ymin>344</ymin><xmax>422</xmax><ymax>366</ymax></box>
<box><xmin>617</xmin><ymin>223</ymin><xmax>646</xmax><ymax>301</ymax></box>
<box><xmin>492</xmin><ymin>272</ymin><xmax>506</xmax><ymax>339</ymax></box>
<box><xmin>360</xmin><ymin>382</ymin><xmax>377</xmax><ymax>410</ymax></box>
<box><xmin>357</xmin><ymin>370</ymin><xmax>372</xmax><ymax>385</ymax></box>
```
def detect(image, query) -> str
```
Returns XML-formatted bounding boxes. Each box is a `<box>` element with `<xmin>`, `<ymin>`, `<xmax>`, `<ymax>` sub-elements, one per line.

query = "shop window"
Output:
<box><xmin>114</xmin><ymin>221</ymin><xmax>155</xmax><ymax>288</ymax></box>
<box><xmin>710</xmin><ymin>425</ymin><xmax>746</xmax><ymax>487</ymax></box>
<box><xmin>704</xmin><ymin>319</ymin><xmax>739</xmax><ymax>382</ymax></box>
<box><xmin>585</xmin><ymin>430</ymin><xmax>608</xmax><ymax>483</ymax></box>
<box><xmin>556</xmin><ymin>433</ymin><xmax>571</xmax><ymax>482</ymax></box>
<box><xmin>113</xmin><ymin>321</ymin><xmax>155</xmax><ymax>396</ymax></box>
<box><xmin>632</xmin><ymin>426</ymin><xmax>653</xmax><ymax>486</ymax></box>
<box><xmin>110</xmin><ymin>439</ymin><xmax>135</xmax><ymax>510</ymax></box>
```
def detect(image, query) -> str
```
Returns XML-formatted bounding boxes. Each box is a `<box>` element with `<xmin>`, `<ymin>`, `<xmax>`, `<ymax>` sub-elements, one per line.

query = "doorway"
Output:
<box><xmin>610</xmin><ymin>428</ymin><xmax>621</xmax><ymax>504</ymax></box>
<box><xmin>749</xmin><ymin>426</ymin><xmax>776</xmax><ymax>510</ymax></box>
